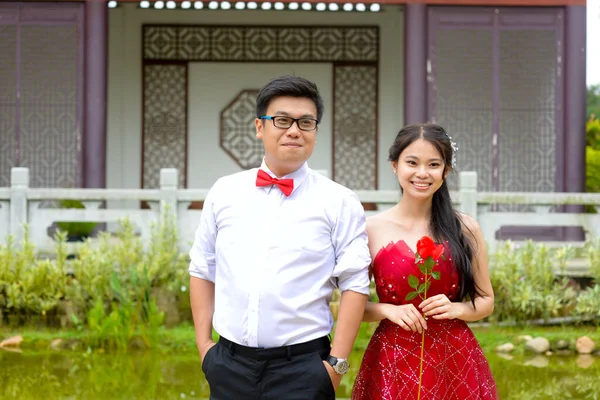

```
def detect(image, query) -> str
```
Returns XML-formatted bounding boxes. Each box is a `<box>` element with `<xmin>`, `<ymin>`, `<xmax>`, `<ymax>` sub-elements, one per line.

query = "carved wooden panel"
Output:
<box><xmin>220</xmin><ymin>90</ymin><xmax>262</xmax><ymax>169</ymax></box>
<box><xmin>143</xmin><ymin>24</ymin><xmax>380</xmax><ymax>189</ymax></box>
<box><xmin>333</xmin><ymin>65</ymin><xmax>378</xmax><ymax>190</ymax></box>
<box><xmin>19</xmin><ymin>24</ymin><xmax>80</xmax><ymax>188</ymax></box>
<box><xmin>0</xmin><ymin>4</ymin><xmax>82</xmax><ymax>188</ymax></box>
<box><xmin>143</xmin><ymin>64</ymin><xmax>187</xmax><ymax>189</ymax></box>
<box><xmin>0</xmin><ymin>24</ymin><xmax>17</xmax><ymax>188</ymax></box>
<box><xmin>144</xmin><ymin>25</ymin><xmax>378</xmax><ymax>62</ymax></box>
<box><xmin>498</xmin><ymin>28</ymin><xmax>559</xmax><ymax>195</ymax></box>
<box><xmin>429</xmin><ymin>7</ymin><xmax>562</xmax><ymax>198</ymax></box>
<box><xmin>431</xmin><ymin>29</ymin><xmax>494</xmax><ymax>192</ymax></box>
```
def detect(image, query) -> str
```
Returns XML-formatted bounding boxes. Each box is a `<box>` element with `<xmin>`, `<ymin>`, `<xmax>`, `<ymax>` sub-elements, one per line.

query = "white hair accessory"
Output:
<box><xmin>446</xmin><ymin>134</ymin><xmax>458</xmax><ymax>168</ymax></box>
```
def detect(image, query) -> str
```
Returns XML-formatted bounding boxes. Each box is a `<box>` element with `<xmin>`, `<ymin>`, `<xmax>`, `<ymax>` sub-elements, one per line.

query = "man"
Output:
<box><xmin>189</xmin><ymin>75</ymin><xmax>371</xmax><ymax>399</ymax></box>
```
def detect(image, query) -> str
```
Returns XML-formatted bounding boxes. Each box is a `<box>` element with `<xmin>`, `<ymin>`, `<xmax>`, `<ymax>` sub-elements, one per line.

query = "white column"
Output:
<box><xmin>10</xmin><ymin>167</ymin><xmax>29</xmax><ymax>244</ymax></box>
<box><xmin>458</xmin><ymin>171</ymin><xmax>478</xmax><ymax>219</ymax></box>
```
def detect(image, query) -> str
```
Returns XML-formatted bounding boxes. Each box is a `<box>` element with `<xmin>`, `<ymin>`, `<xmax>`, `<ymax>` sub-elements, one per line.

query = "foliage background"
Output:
<box><xmin>587</xmin><ymin>84</ymin><xmax>600</xmax><ymax>121</ymax></box>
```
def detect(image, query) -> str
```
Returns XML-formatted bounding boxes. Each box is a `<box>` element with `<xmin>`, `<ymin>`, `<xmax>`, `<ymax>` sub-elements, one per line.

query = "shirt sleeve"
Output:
<box><xmin>331</xmin><ymin>192</ymin><xmax>371</xmax><ymax>295</ymax></box>
<box><xmin>188</xmin><ymin>180</ymin><xmax>219</xmax><ymax>282</ymax></box>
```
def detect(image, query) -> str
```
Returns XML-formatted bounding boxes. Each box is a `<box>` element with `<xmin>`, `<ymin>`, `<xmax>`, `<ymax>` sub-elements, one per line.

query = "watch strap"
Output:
<box><xmin>326</xmin><ymin>355</ymin><xmax>338</xmax><ymax>367</ymax></box>
<box><xmin>326</xmin><ymin>355</ymin><xmax>349</xmax><ymax>375</ymax></box>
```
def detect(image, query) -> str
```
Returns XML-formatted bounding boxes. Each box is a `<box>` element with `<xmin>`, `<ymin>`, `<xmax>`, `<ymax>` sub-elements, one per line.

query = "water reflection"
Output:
<box><xmin>0</xmin><ymin>350</ymin><xmax>208</xmax><ymax>399</ymax></box>
<box><xmin>1</xmin><ymin>350</ymin><xmax>599</xmax><ymax>399</ymax></box>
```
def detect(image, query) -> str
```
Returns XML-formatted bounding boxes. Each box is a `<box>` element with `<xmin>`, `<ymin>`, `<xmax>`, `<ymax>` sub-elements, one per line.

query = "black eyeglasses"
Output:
<box><xmin>260</xmin><ymin>116</ymin><xmax>319</xmax><ymax>131</ymax></box>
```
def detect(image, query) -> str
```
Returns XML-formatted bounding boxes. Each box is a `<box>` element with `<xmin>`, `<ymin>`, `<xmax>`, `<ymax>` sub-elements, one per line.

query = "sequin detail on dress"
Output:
<box><xmin>352</xmin><ymin>240</ymin><xmax>498</xmax><ymax>400</ymax></box>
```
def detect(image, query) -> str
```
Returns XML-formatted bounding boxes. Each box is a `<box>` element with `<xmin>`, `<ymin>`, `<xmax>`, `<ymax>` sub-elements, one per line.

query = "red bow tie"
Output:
<box><xmin>256</xmin><ymin>169</ymin><xmax>294</xmax><ymax>196</ymax></box>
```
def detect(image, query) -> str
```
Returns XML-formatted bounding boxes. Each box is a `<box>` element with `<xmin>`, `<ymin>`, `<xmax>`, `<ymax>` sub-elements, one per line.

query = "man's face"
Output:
<box><xmin>255</xmin><ymin>96</ymin><xmax>318</xmax><ymax>177</ymax></box>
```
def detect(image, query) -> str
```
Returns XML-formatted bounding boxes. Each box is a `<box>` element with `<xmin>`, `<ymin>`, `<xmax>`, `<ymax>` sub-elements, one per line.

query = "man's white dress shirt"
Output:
<box><xmin>189</xmin><ymin>161</ymin><xmax>371</xmax><ymax>348</ymax></box>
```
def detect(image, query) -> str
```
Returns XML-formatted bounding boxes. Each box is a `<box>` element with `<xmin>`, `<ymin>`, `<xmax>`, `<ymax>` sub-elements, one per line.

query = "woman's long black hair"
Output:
<box><xmin>388</xmin><ymin>123</ymin><xmax>483</xmax><ymax>305</ymax></box>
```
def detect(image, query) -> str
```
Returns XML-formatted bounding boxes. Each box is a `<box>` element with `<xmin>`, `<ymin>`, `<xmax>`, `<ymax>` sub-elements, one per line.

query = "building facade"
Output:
<box><xmin>0</xmin><ymin>0</ymin><xmax>587</xmax><ymax>202</ymax></box>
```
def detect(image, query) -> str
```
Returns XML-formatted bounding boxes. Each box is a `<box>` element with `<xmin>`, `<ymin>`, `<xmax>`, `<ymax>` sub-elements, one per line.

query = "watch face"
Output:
<box><xmin>335</xmin><ymin>359</ymin><xmax>349</xmax><ymax>374</ymax></box>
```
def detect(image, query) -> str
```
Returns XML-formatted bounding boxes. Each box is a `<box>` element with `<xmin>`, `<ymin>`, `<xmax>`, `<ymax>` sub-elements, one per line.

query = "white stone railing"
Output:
<box><xmin>1</xmin><ymin>167</ymin><xmax>600</xmax><ymax>255</ymax></box>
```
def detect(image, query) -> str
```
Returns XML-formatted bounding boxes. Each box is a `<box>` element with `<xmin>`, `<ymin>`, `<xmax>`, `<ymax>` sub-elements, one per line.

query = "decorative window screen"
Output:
<box><xmin>428</xmin><ymin>7</ymin><xmax>563</xmax><ymax>195</ymax></box>
<box><xmin>142</xmin><ymin>63</ymin><xmax>187</xmax><ymax>189</ymax></box>
<box><xmin>142</xmin><ymin>25</ymin><xmax>379</xmax><ymax>190</ymax></box>
<box><xmin>0</xmin><ymin>4</ymin><xmax>83</xmax><ymax>188</ymax></box>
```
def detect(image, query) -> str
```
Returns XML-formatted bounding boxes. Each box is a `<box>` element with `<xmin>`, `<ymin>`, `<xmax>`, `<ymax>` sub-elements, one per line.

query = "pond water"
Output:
<box><xmin>1</xmin><ymin>348</ymin><xmax>599</xmax><ymax>399</ymax></box>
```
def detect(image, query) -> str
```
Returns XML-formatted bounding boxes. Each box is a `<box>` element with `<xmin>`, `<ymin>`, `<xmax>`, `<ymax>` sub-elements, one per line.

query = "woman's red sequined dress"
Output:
<box><xmin>352</xmin><ymin>240</ymin><xmax>498</xmax><ymax>400</ymax></box>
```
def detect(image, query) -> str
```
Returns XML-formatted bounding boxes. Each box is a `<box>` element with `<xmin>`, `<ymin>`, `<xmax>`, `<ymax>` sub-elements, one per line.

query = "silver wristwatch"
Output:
<box><xmin>326</xmin><ymin>355</ymin><xmax>349</xmax><ymax>375</ymax></box>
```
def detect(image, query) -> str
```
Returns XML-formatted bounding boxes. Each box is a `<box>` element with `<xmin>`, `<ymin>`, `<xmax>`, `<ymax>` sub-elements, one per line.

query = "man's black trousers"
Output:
<box><xmin>202</xmin><ymin>336</ymin><xmax>336</xmax><ymax>400</ymax></box>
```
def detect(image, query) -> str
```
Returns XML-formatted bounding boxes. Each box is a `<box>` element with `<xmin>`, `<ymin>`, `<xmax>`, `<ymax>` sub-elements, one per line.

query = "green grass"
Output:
<box><xmin>0</xmin><ymin>322</ymin><xmax>200</xmax><ymax>353</ymax></box>
<box><xmin>3</xmin><ymin>321</ymin><xmax>598</xmax><ymax>355</ymax></box>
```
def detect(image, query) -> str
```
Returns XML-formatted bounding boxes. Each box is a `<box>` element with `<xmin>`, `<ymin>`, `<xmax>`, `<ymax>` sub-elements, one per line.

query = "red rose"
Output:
<box><xmin>416</xmin><ymin>236</ymin><xmax>435</xmax><ymax>259</ymax></box>
<box><xmin>416</xmin><ymin>236</ymin><xmax>444</xmax><ymax>261</ymax></box>
<box><xmin>432</xmin><ymin>244</ymin><xmax>444</xmax><ymax>260</ymax></box>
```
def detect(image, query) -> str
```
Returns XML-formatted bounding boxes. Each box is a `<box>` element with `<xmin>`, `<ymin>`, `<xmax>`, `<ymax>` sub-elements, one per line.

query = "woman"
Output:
<box><xmin>352</xmin><ymin>123</ymin><xmax>498</xmax><ymax>400</ymax></box>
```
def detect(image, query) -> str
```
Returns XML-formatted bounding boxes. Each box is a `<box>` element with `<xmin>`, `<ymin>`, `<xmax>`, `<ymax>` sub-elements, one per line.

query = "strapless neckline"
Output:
<box><xmin>373</xmin><ymin>240</ymin><xmax>415</xmax><ymax>264</ymax></box>
<box><xmin>374</xmin><ymin>239</ymin><xmax>447</xmax><ymax>264</ymax></box>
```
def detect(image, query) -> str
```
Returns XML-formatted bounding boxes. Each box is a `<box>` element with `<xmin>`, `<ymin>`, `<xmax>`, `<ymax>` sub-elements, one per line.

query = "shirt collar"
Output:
<box><xmin>259</xmin><ymin>160</ymin><xmax>310</xmax><ymax>195</ymax></box>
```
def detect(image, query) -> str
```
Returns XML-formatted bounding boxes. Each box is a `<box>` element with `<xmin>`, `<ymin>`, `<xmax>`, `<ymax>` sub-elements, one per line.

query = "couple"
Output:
<box><xmin>188</xmin><ymin>75</ymin><xmax>498</xmax><ymax>400</ymax></box>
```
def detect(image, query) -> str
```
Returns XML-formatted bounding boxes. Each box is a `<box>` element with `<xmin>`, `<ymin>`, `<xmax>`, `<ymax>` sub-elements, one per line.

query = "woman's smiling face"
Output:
<box><xmin>392</xmin><ymin>138</ymin><xmax>448</xmax><ymax>199</ymax></box>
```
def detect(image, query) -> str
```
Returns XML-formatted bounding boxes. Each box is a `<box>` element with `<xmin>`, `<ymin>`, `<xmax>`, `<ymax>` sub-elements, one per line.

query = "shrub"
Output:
<box><xmin>588</xmin><ymin>84</ymin><xmax>600</xmax><ymax>123</ymax></box>
<box><xmin>587</xmin><ymin>146</ymin><xmax>600</xmax><ymax>193</ymax></box>
<box><xmin>587</xmin><ymin>146</ymin><xmax>600</xmax><ymax>213</ymax></box>
<box><xmin>587</xmin><ymin>116</ymin><xmax>600</xmax><ymax>150</ymax></box>
<box><xmin>56</xmin><ymin>199</ymin><xmax>98</xmax><ymax>239</ymax></box>
<box><xmin>575</xmin><ymin>239</ymin><xmax>600</xmax><ymax>320</ymax></box>
<box><xmin>489</xmin><ymin>241</ymin><xmax>577</xmax><ymax>324</ymax></box>
<box><xmin>0</xmin><ymin>214</ymin><xmax>190</xmax><ymax>349</ymax></box>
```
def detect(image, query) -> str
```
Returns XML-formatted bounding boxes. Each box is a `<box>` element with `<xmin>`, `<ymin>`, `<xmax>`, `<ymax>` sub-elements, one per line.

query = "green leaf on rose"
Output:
<box><xmin>432</xmin><ymin>271</ymin><xmax>441</xmax><ymax>280</ymax></box>
<box><xmin>405</xmin><ymin>291</ymin><xmax>419</xmax><ymax>301</ymax></box>
<box><xmin>408</xmin><ymin>275</ymin><xmax>419</xmax><ymax>289</ymax></box>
